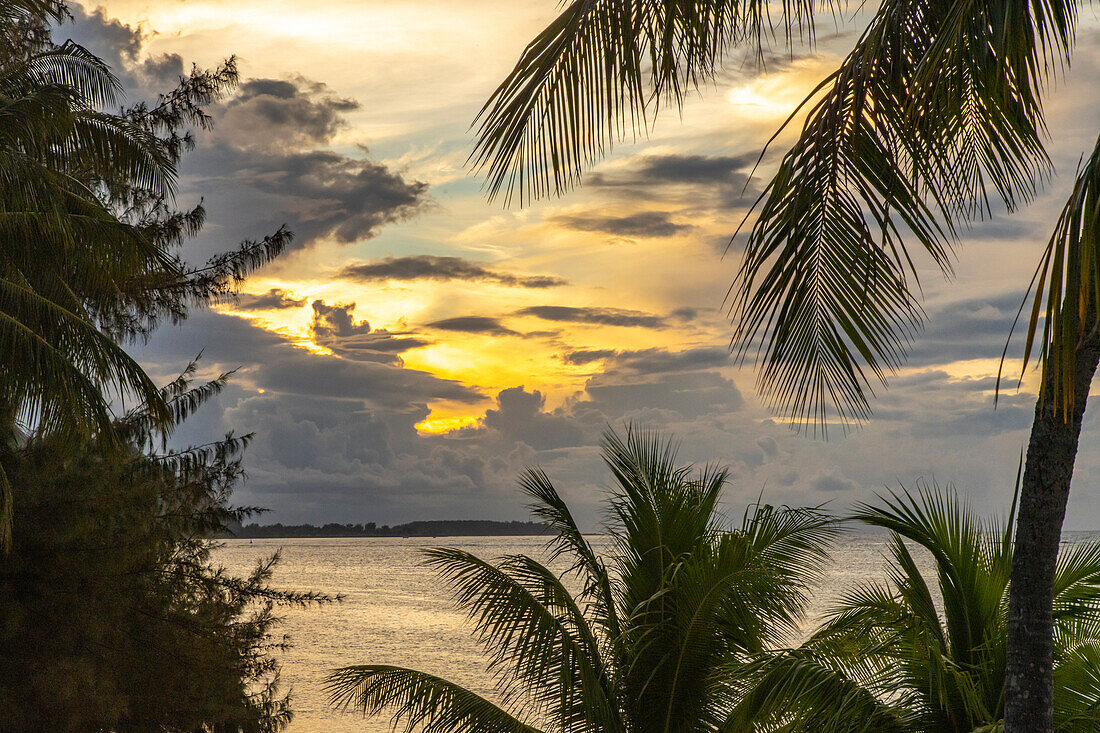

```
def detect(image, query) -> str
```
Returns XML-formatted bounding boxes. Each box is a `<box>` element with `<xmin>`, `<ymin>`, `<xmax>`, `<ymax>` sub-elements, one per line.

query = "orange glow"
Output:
<box><xmin>415</xmin><ymin>415</ymin><xmax>479</xmax><ymax>435</ymax></box>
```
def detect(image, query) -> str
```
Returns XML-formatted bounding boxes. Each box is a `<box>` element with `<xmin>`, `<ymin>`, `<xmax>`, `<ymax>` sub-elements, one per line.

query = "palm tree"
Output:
<box><xmin>470</xmin><ymin>2</ymin><xmax>1097</xmax><ymax>727</ymax></box>
<box><xmin>727</xmin><ymin>485</ymin><xmax>1100</xmax><ymax>732</ymax></box>
<box><xmin>0</xmin><ymin>2</ymin><xmax>290</xmax><ymax>550</ymax></box>
<box><xmin>0</xmin><ymin>0</ymin><xmax>182</xmax><ymax>429</ymax></box>
<box><xmin>326</xmin><ymin>427</ymin><xmax>836</xmax><ymax>732</ymax></box>
<box><xmin>0</xmin><ymin>1</ymin><xmax>174</xmax><ymax>547</ymax></box>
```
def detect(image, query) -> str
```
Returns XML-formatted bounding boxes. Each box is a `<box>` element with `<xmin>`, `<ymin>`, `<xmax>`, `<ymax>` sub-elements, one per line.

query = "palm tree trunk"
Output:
<box><xmin>1004</xmin><ymin>321</ymin><xmax>1100</xmax><ymax>732</ymax></box>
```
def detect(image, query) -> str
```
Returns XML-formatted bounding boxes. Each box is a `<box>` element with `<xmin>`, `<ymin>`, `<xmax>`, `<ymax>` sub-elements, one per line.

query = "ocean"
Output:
<box><xmin>215</xmin><ymin>533</ymin><xmax>929</xmax><ymax>732</ymax></box>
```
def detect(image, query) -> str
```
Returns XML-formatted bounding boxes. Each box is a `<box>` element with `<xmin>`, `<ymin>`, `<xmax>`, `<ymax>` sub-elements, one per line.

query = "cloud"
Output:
<box><xmin>583</xmin><ymin>153</ymin><xmax>762</xmax><ymax>209</ymax></box>
<box><xmin>518</xmin><ymin>306</ymin><xmax>666</xmax><ymax>329</ymax></box>
<box><xmin>310</xmin><ymin>300</ymin><xmax>431</xmax><ymax>363</ymax></box>
<box><xmin>235</xmin><ymin>288</ymin><xmax>306</xmax><ymax>310</ymax></box>
<box><xmin>59</xmin><ymin>6</ymin><xmax>185</xmax><ymax>95</ymax></box>
<box><xmin>61</xmin><ymin>8</ymin><xmax>429</xmax><ymax>256</ymax></box>
<box><xmin>311</xmin><ymin>300</ymin><xmax>372</xmax><ymax>337</ymax></box>
<box><xmin>338</xmin><ymin>255</ymin><xmax>567</xmax><ymax>289</ymax></box>
<box><xmin>218</xmin><ymin>76</ymin><xmax>359</xmax><ymax>149</ymax></box>
<box><xmin>671</xmin><ymin>307</ymin><xmax>700</xmax><ymax>322</ymax></box>
<box><xmin>426</xmin><ymin>316</ymin><xmax>519</xmax><ymax>337</ymax></box>
<box><xmin>553</xmin><ymin>211</ymin><xmax>692</xmax><ymax>238</ymax></box>
<box><xmin>562</xmin><ymin>349</ymin><xmax>617</xmax><ymax>366</ymax></box>
<box><xmin>809</xmin><ymin>470</ymin><xmax>862</xmax><ymax>493</ymax></box>
<box><xmin>580</xmin><ymin>370</ymin><xmax>744</xmax><ymax>419</ymax></box>
<box><xmin>480</xmin><ymin>387</ymin><xmax>587</xmax><ymax>450</ymax></box>
<box><xmin>591</xmin><ymin>153</ymin><xmax>758</xmax><ymax>186</ymax></box>
<box><xmin>186</xmin><ymin>143</ymin><xmax>429</xmax><ymax>251</ymax></box>
<box><xmin>195</xmin><ymin>76</ymin><xmax>429</xmax><ymax>250</ymax></box>
<box><xmin>607</xmin><ymin>347</ymin><xmax>731</xmax><ymax>374</ymax></box>
<box><xmin>562</xmin><ymin>346</ymin><xmax>730</xmax><ymax>371</ymax></box>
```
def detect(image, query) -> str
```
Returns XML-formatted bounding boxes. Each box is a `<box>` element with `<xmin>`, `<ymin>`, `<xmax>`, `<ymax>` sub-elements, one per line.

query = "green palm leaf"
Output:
<box><xmin>1009</xmin><ymin>133</ymin><xmax>1100</xmax><ymax>417</ymax></box>
<box><xmin>326</xmin><ymin>665</ymin><xmax>544</xmax><ymax>733</ymax></box>
<box><xmin>422</xmin><ymin>548</ymin><xmax>620</xmax><ymax>732</ymax></box>
<box><xmin>470</xmin><ymin>0</ymin><xmax>824</xmax><ymax>205</ymax></box>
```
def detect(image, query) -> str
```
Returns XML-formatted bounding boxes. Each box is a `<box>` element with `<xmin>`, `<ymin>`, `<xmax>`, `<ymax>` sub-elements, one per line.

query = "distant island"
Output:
<box><xmin>222</xmin><ymin>519</ymin><xmax>552</xmax><ymax>539</ymax></box>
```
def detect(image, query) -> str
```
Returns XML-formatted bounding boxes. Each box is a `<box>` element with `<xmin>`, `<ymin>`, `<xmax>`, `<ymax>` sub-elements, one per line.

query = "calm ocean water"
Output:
<box><xmin>214</xmin><ymin>532</ymin><xmax>1096</xmax><ymax>732</ymax></box>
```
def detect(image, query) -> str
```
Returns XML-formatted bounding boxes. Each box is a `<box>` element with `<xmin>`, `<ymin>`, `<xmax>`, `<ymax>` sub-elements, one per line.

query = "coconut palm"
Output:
<box><xmin>471</xmin><ymin>1</ymin><xmax>1097</xmax><ymax>726</ymax></box>
<box><xmin>0</xmin><ymin>0</ymin><xmax>175</xmax><ymax>437</ymax></box>
<box><xmin>725</xmin><ymin>485</ymin><xmax>1100</xmax><ymax>732</ymax></box>
<box><xmin>0</xmin><ymin>2</ymin><xmax>290</xmax><ymax>550</ymax></box>
<box><xmin>326</xmin><ymin>427</ymin><xmax>836</xmax><ymax>732</ymax></box>
<box><xmin>0</xmin><ymin>1</ymin><xmax>177</xmax><ymax>548</ymax></box>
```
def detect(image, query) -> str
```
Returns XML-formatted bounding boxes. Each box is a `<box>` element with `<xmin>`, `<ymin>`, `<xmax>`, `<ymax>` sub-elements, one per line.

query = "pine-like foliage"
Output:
<box><xmin>326</xmin><ymin>426</ymin><xmax>837</xmax><ymax>733</ymax></box>
<box><xmin>0</xmin><ymin>363</ymin><xmax>331</xmax><ymax>732</ymax></box>
<box><xmin>727</xmin><ymin>484</ymin><xmax>1100</xmax><ymax>732</ymax></box>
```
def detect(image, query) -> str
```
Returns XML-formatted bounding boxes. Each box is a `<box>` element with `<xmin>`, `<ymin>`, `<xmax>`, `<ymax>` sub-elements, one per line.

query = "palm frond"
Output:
<box><xmin>325</xmin><ymin>665</ymin><xmax>543</xmax><ymax>733</ymax></box>
<box><xmin>1054</xmin><ymin>641</ymin><xmax>1100</xmax><ymax>731</ymax></box>
<box><xmin>421</xmin><ymin>547</ymin><xmax>617</xmax><ymax>732</ymax></box>
<box><xmin>1008</xmin><ymin>133</ymin><xmax>1100</xmax><ymax>417</ymax></box>
<box><xmin>732</xmin><ymin>0</ymin><xmax>1059</xmax><ymax>432</ymax></box>
<box><xmin>471</xmin><ymin>0</ymin><xmax>829</xmax><ymax>205</ymax></box>
<box><xmin>519</xmin><ymin>465</ymin><xmax>623</xmax><ymax>642</ymax></box>
<box><xmin>722</xmin><ymin>649</ymin><xmax>912</xmax><ymax>732</ymax></box>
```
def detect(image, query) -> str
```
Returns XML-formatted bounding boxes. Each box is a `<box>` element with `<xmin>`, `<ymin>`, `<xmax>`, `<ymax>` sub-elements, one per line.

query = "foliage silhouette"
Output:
<box><xmin>0</xmin><ymin>0</ymin><xmax>290</xmax><ymax>549</ymax></box>
<box><xmin>729</xmin><ymin>484</ymin><xmax>1100</xmax><ymax>732</ymax></box>
<box><xmin>473</xmin><ymin>2</ymin><xmax>1100</xmax><ymax>726</ymax></box>
<box><xmin>0</xmin><ymin>361</ymin><xmax>332</xmax><ymax>732</ymax></box>
<box><xmin>327</xmin><ymin>426</ymin><xmax>836</xmax><ymax>733</ymax></box>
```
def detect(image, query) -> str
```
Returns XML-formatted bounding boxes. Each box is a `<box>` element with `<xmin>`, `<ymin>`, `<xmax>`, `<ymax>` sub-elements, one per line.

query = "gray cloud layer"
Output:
<box><xmin>339</xmin><ymin>255</ymin><xmax>567</xmax><ymax>288</ymax></box>
<box><xmin>311</xmin><ymin>301</ymin><xmax>431</xmax><ymax>364</ymax></box>
<box><xmin>235</xmin><ymin>288</ymin><xmax>306</xmax><ymax>310</ymax></box>
<box><xmin>554</xmin><ymin>211</ymin><xmax>692</xmax><ymax>238</ymax></box>
<box><xmin>426</xmin><ymin>316</ymin><xmax>520</xmax><ymax>337</ymax></box>
<box><xmin>519</xmin><ymin>306</ymin><xmax>667</xmax><ymax>329</ymax></box>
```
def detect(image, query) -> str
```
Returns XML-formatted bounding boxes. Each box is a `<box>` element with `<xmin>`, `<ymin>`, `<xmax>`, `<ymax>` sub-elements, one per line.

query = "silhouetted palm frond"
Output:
<box><xmin>328</xmin><ymin>426</ymin><xmax>836</xmax><ymax>732</ymax></box>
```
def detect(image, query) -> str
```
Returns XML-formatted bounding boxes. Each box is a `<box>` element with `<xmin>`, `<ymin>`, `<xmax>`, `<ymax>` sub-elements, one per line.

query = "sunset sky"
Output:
<box><xmin>68</xmin><ymin>1</ymin><xmax>1100</xmax><ymax>527</ymax></box>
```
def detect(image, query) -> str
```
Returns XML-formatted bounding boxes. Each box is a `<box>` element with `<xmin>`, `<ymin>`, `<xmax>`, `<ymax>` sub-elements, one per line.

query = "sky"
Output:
<box><xmin>65</xmin><ymin>1</ymin><xmax>1100</xmax><ymax>528</ymax></box>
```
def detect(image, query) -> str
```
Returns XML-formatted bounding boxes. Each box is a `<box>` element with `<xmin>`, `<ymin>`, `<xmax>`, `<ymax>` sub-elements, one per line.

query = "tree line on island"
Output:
<box><xmin>225</xmin><ymin>519</ymin><xmax>552</xmax><ymax>538</ymax></box>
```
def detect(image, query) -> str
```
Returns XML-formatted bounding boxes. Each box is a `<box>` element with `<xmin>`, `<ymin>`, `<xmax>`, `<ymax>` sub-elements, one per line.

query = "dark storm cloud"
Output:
<box><xmin>221</xmin><ymin>394</ymin><xmax>534</xmax><ymax>523</ymax></box>
<box><xmin>481</xmin><ymin>387</ymin><xmax>587</xmax><ymax>450</ymax></box>
<box><xmin>235</xmin><ymin>288</ymin><xmax>306</xmax><ymax>310</ymax></box>
<box><xmin>554</xmin><ymin>211</ymin><xmax>692</xmax><ymax>238</ymax></box>
<box><xmin>670</xmin><ymin>307</ymin><xmax>699</xmax><ymax>322</ymax></box>
<box><xmin>872</xmin><ymin>369</ymin><xmax>1033</xmax><ymax>439</ymax></box>
<box><xmin>339</xmin><ymin>255</ymin><xmax>567</xmax><ymax>289</ymax></box>
<box><xmin>61</xmin><ymin>6</ymin><xmax>140</xmax><ymax>61</ymax></box>
<box><xmin>608</xmin><ymin>347</ymin><xmax>731</xmax><ymax>374</ymax></box>
<box><xmin>310</xmin><ymin>300</ymin><xmax>430</xmax><ymax>364</ymax></box>
<box><xmin>518</xmin><ymin>306</ymin><xmax>666</xmax><ymax>329</ymax></box>
<box><xmin>219</xmin><ymin>76</ymin><xmax>359</xmax><ymax>148</ymax></box>
<box><xmin>582</xmin><ymin>370</ymin><xmax>744</xmax><ymax>418</ymax></box>
<box><xmin>62</xmin><ymin>8</ymin><xmax>429</xmax><ymax>256</ymax></box>
<box><xmin>311</xmin><ymin>300</ymin><xmax>372</xmax><ymax>337</ymax></box>
<box><xmin>188</xmin><ymin>144</ymin><xmax>429</xmax><ymax>249</ymax></box>
<box><xmin>584</xmin><ymin>153</ymin><xmax>762</xmax><ymax>208</ymax></box>
<box><xmin>426</xmin><ymin>316</ymin><xmax>519</xmax><ymax>337</ymax></box>
<box><xmin>592</xmin><ymin>153</ymin><xmax>758</xmax><ymax>186</ymax></box>
<box><xmin>256</xmin><ymin>350</ymin><xmax>481</xmax><ymax>406</ymax></box>
<box><xmin>907</xmin><ymin>292</ymin><xmax>1025</xmax><ymax>368</ymax></box>
<box><xmin>562</xmin><ymin>346</ymin><xmax>730</xmax><ymax>372</ymax></box>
